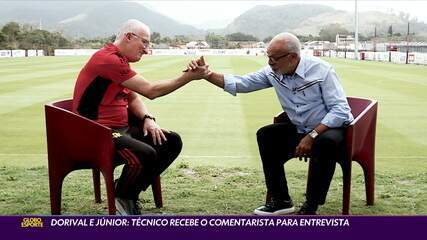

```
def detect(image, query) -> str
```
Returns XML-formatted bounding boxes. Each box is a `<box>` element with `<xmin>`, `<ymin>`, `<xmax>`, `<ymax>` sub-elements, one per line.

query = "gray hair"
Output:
<box><xmin>115</xmin><ymin>19</ymin><xmax>150</xmax><ymax>42</ymax></box>
<box><xmin>272</xmin><ymin>32</ymin><xmax>301</xmax><ymax>56</ymax></box>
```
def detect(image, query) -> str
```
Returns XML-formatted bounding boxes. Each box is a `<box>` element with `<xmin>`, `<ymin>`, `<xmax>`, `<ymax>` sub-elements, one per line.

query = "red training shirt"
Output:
<box><xmin>72</xmin><ymin>43</ymin><xmax>137</xmax><ymax>127</ymax></box>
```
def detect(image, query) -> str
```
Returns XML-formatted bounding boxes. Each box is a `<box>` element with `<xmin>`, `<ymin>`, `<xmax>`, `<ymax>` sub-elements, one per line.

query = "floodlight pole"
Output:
<box><xmin>354</xmin><ymin>0</ymin><xmax>359</xmax><ymax>60</ymax></box>
<box><xmin>406</xmin><ymin>22</ymin><xmax>410</xmax><ymax>64</ymax></box>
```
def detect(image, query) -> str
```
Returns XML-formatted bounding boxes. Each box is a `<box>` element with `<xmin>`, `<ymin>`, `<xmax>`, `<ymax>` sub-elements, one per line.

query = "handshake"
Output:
<box><xmin>182</xmin><ymin>56</ymin><xmax>213</xmax><ymax>81</ymax></box>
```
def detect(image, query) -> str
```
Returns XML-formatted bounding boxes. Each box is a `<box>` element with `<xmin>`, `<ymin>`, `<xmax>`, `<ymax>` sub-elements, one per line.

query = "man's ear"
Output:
<box><xmin>125</xmin><ymin>33</ymin><xmax>132</xmax><ymax>41</ymax></box>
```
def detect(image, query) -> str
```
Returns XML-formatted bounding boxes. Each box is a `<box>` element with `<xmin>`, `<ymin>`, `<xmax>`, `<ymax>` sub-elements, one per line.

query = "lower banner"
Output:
<box><xmin>2</xmin><ymin>215</ymin><xmax>426</xmax><ymax>240</ymax></box>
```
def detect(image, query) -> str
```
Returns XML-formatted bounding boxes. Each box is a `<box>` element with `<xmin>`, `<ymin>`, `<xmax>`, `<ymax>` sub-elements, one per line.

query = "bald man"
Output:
<box><xmin>73</xmin><ymin>19</ymin><xmax>210</xmax><ymax>215</ymax></box>
<box><xmin>189</xmin><ymin>33</ymin><xmax>353</xmax><ymax>215</ymax></box>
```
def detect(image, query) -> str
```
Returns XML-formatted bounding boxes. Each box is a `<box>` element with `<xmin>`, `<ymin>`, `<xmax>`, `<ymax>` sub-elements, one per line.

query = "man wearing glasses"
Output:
<box><xmin>188</xmin><ymin>32</ymin><xmax>353</xmax><ymax>215</ymax></box>
<box><xmin>72</xmin><ymin>19</ymin><xmax>210</xmax><ymax>215</ymax></box>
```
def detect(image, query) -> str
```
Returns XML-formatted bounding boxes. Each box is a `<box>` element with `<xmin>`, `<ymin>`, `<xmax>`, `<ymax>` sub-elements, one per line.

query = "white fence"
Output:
<box><xmin>2</xmin><ymin>47</ymin><xmax>427</xmax><ymax>66</ymax></box>
<box><xmin>313</xmin><ymin>50</ymin><xmax>427</xmax><ymax>65</ymax></box>
<box><xmin>54</xmin><ymin>49</ymin><xmax>98</xmax><ymax>56</ymax></box>
<box><xmin>0</xmin><ymin>49</ymin><xmax>44</xmax><ymax>58</ymax></box>
<box><xmin>53</xmin><ymin>48</ymin><xmax>266</xmax><ymax>57</ymax></box>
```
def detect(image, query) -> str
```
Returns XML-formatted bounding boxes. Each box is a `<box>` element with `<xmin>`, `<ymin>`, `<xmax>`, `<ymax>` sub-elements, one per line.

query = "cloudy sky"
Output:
<box><xmin>139</xmin><ymin>0</ymin><xmax>427</xmax><ymax>29</ymax></box>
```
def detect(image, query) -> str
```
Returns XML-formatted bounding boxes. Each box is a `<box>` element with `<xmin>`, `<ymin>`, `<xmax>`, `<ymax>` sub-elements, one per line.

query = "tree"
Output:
<box><xmin>151</xmin><ymin>32</ymin><xmax>161</xmax><ymax>44</ymax></box>
<box><xmin>2</xmin><ymin>22</ymin><xmax>22</xmax><ymax>49</ymax></box>
<box><xmin>0</xmin><ymin>31</ymin><xmax>6</xmax><ymax>48</ymax></box>
<box><xmin>263</xmin><ymin>36</ymin><xmax>273</xmax><ymax>43</ymax></box>
<box><xmin>225</xmin><ymin>32</ymin><xmax>258</xmax><ymax>41</ymax></box>
<box><xmin>172</xmin><ymin>35</ymin><xmax>189</xmax><ymax>45</ymax></box>
<box><xmin>205</xmin><ymin>33</ymin><xmax>226</xmax><ymax>49</ymax></box>
<box><xmin>388</xmin><ymin>25</ymin><xmax>393</xmax><ymax>37</ymax></box>
<box><xmin>298</xmin><ymin>34</ymin><xmax>318</xmax><ymax>42</ymax></box>
<box><xmin>318</xmin><ymin>23</ymin><xmax>349</xmax><ymax>42</ymax></box>
<box><xmin>160</xmin><ymin>36</ymin><xmax>171</xmax><ymax>44</ymax></box>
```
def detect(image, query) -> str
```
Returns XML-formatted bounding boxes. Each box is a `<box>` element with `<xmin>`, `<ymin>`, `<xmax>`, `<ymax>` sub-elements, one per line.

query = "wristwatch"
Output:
<box><xmin>142</xmin><ymin>114</ymin><xmax>156</xmax><ymax>122</ymax></box>
<box><xmin>308</xmin><ymin>129</ymin><xmax>319</xmax><ymax>139</ymax></box>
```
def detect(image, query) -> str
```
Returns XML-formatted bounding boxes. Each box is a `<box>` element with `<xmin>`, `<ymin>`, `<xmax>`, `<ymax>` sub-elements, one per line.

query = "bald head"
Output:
<box><xmin>115</xmin><ymin>19</ymin><xmax>150</xmax><ymax>43</ymax></box>
<box><xmin>269</xmin><ymin>32</ymin><xmax>301</xmax><ymax>56</ymax></box>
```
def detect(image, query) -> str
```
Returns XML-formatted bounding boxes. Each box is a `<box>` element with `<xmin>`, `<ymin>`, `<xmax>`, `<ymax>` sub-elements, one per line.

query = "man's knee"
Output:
<box><xmin>166</xmin><ymin>131</ymin><xmax>183</xmax><ymax>155</ymax></box>
<box><xmin>256</xmin><ymin>124</ymin><xmax>277</xmax><ymax>143</ymax></box>
<box><xmin>257</xmin><ymin>123</ymin><xmax>295</xmax><ymax>144</ymax></box>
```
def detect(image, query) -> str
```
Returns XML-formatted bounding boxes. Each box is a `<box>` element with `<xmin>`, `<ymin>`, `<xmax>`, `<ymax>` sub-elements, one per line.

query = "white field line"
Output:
<box><xmin>0</xmin><ymin>153</ymin><xmax>425</xmax><ymax>159</ymax></box>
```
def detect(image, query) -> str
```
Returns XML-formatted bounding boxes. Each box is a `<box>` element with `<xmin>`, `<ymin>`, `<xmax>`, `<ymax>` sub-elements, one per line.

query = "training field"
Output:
<box><xmin>0</xmin><ymin>55</ymin><xmax>426</xmax><ymax>215</ymax></box>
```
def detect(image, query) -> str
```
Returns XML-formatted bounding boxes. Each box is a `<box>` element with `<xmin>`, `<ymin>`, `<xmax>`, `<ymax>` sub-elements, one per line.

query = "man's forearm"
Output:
<box><xmin>148</xmin><ymin>74</ymin><xmax>190</xmax><ymax>99</ymax></box>
<box><xmin>128</xmin><ymin>93</ymin><xmax>150</xmax><ymax>119</ymax></box>
<box><xmin>206</xmin><ymin>72</ymin><xmax>225</xmax><ymax>88</ymax></box>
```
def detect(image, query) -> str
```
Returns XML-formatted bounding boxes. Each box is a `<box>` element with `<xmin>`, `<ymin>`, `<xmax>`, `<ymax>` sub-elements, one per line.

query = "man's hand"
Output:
<box><xmin>184</xmin><ymin>56</ymin><xmax>212</xmax><ymax>80</ymax></box>
<box><xmin>295</xmin><ymin>135</ymin><xmax>314</xmax><ymax>162</ymax></box>
<box><xmin>142</xmin><ymin>119</ymin><xmax>167</xmax><ymax>145</ymax></box>
<box><xmin>187</xmin><ymin>56</ymin><xmax>206</xmax><ymax>70</ymax></box>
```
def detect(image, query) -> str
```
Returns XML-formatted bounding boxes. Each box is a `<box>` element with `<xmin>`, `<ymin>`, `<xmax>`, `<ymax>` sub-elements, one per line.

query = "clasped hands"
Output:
<box><xmin>183</xmin><ymin>56</ymin><xmax>212</xmax><ymax>80</ymax></box>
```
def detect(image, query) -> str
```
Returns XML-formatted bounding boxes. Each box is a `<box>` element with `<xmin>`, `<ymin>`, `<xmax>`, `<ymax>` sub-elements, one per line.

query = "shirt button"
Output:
<box><xmin>296</xmin><ymin>105</ymin><xmax>299</xmax><ymax>108</ymax></box>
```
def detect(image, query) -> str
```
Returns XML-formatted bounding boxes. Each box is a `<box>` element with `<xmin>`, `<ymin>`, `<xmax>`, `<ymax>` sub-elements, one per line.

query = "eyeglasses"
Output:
<box><xmin>267</xmin><ymin>52</ymin><xmax>291</xmax><ymax>63</ymax></box>
<box><xmin>130</xmin><ymin>32</ymin><xmax>150</xmax><ymax>48</ymax></box>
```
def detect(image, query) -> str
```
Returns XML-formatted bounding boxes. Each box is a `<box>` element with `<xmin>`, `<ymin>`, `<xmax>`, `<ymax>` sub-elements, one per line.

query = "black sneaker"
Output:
<box><xmin>254</xmin><ymin>199</ymin><xmax>295</xmax><ymax>215</ymax></box>
<box><xmin>114</xmin><ymin>179</ymin><xmax>142</xmax><ymax>215</ymax></box>
<box><xmin>297</xmin><ymin>201</ymin><xmax>318</xmax><ymax>215</ymax></box>
<box><xmin>115</xmin><ymin>197</ymin><xmax>139</xmax><ymax>215</ymax></box>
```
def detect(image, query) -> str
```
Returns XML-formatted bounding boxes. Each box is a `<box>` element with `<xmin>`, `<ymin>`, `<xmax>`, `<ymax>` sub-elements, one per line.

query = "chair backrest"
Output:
<box><xmin>45</xmin><ymin>99</ymin><xmax>114</xmax><ymax>170</ymax></box>
<box><xmin>345</xmin><ymin>96</ymin><xmax>378</xmax><ymax>160</ymax></box>
<box><xmin>347</xmin><ymin>96</ymin><xmax>375</xmax><ymax>119</ymax></box>
<box><xmin>51</xmin><ymin>99</ymin><xmax>73</xmax><ymax>111</ymax></box>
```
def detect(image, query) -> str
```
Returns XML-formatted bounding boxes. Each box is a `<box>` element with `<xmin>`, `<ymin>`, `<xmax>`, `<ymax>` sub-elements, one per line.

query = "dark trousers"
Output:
<box><xmin>112</xmin><ymin>125</ymin><xmax>182</xmax><ymax>200</ymax></box>
<box><xmin>256</xmin><ymin>122</ymin><xmax>345</xmax><ymax>205</ymax></box>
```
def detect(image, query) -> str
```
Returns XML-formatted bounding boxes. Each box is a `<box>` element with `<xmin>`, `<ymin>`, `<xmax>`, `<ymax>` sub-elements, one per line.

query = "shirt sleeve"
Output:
<box><xmin>320</xmin><ymin>68</ymin><xmax>354</xmax><ymax>128</ymax></box>
<box><xmin>223</xmin><ymin>68</ymin><xmax>272</xmax><ymax>96</ymax></box>
<box><xmin>96</xmin><ymin>55</ymin><xmax>137</xmax><ymax>84</ymax></box>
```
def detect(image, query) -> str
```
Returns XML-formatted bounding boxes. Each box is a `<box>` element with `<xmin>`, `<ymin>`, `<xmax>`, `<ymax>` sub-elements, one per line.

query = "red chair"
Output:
<box><xmin>268</xmin><ymin>96</ymin><xmax>378</xmax><ymax>215</ymax></box>
<box><xmin>45</xmin><ymin>99</ymin><xmax>163</xmax><ymax>215</ymax></box>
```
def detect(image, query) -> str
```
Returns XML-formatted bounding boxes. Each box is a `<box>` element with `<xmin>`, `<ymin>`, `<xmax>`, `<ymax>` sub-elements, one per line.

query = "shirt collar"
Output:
<box><xmin>105</xmin><ymin>43</ymin><xmax>127</xmax><ymax>60</ymax></box>
<box><xmin>294</xmin><ymin>56</ymin><xmax>306</xmax><ymax>78</ymax></box>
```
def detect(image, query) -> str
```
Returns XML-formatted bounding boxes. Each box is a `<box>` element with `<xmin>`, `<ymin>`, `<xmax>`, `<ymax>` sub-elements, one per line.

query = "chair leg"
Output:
<box><xmin>341</xmin><ymin>162</ymin><xmax>352</xmax><ymax>215</ymax></box>
<box><xmin>102</xmin><ymin>171</ymin><xmax>116</xmax><ymax>215</ymax></box>
<box><xmin>152</xmin><ymin>176</ymin><xmax>163</xmax><ymax>208</ymax></box>
<box><xmin>362</xmin><ymin>161</ymin><xmax>375</xmax><ymax>206</ymax></box>
<box><xmin>48</xmin><ymin>169</ymin><xmax>67</xmax><ymax>215</ymax></box>
<box><xmin>92</xmin><ymin>169</ymin><xmax>101</xmax><ymax>203</ymax></box>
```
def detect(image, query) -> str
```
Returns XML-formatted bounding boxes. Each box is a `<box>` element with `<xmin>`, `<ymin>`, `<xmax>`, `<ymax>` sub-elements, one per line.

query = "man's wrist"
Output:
<box><xmin>308</xmin><ymin>129</ymin><xmax>319</xmax><ymax>139</ymax></box>
<box><xmin>142</xmin><ymin>114</ymin><xmax>156</xmax><ymax>123</ymax></box>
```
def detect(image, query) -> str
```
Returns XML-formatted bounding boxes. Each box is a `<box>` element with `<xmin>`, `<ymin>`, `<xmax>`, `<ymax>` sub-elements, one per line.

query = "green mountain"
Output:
<box><xmin>223</xmin><ymin>4</ymin><xmax>427</xmax><ymax>39</ymax></box>
<box><xmin>0</xmin><ymin>1</ymin><xmax>203</xmax><ymax>38</ymax></box>
<box><xmin>1</xmin><ymin>2</ymin><xmax>426</xmax><ymax>40</ymax></box>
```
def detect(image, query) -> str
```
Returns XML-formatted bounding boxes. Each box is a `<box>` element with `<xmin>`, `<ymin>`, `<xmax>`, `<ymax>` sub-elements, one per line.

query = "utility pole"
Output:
<box><xmin>406</xmin><ymin>22</ymin><xmax>410</xmax><ymax>64</ymax></box>
<box><xmin>373</xmin><ymin>25</ymin><xmax>377</xmax><ymax>52</ymax></box>
<box><xmin>354</xmin><ymin>0</ymin><xmax>359</xmax><ymax>60</ymax></box>
<box><xmin>373</xmin><ymin>25</ymin><xmax>377</xmax><ymax>60</ymax></box>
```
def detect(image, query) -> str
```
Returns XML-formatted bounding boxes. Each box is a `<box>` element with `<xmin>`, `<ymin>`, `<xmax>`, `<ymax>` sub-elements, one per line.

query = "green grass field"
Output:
<box><xmin>0</xmin><ymin>55</ymin><xmax>426</xmax><ymax>215</ymax></box>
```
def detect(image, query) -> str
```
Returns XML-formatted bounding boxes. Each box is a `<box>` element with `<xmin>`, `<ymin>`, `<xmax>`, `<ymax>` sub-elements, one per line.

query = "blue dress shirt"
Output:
<box><xmin>223</xmin><ymin>56</ymin><xmax>354</xmax><ymax>133</ymax></box>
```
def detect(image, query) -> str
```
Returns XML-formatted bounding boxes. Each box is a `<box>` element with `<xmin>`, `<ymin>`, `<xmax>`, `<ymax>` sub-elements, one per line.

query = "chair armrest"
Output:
<box><xmin>45</xmin><ymin>105</ymin><xmax>114</xmax><ymax>168</ymax></box>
